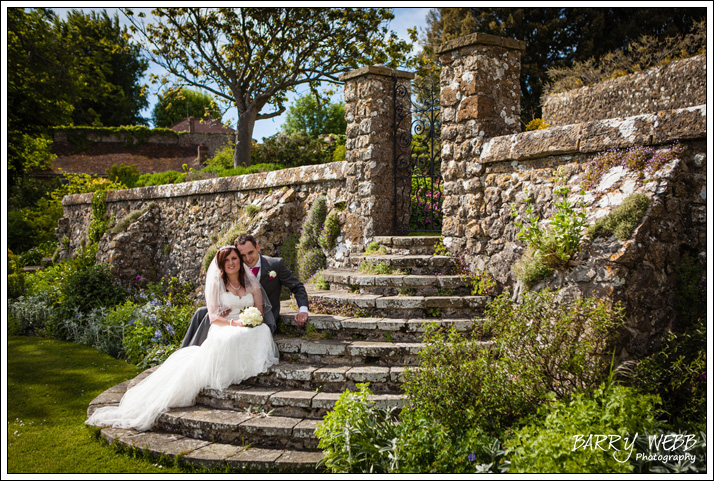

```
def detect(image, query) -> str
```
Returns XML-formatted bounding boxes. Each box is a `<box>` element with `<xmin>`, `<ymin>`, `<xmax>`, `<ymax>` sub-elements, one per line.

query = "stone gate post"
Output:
<box><xmin>340</xmin><ymin>66</ymin><xmax>415</xmax><ymax>250</ymax></box>
<box><xmin>437</xmin><ymin>32</ymin><xmax>526</xmax><ymax>245</ymax></box>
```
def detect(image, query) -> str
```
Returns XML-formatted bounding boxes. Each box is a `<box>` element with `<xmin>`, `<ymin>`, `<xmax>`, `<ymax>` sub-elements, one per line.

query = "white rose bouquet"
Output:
<box><xmin>238</xmin><ymin>306</ymin><xmax>263</xmax><ymax>328</ymax></box>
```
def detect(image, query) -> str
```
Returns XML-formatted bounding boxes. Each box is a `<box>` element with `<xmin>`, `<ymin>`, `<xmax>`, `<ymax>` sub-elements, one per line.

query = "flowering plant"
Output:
<box><xmin>268</xmin><ymin>270</ymin><xmax>277</xmax><ymax>280</ymax></box>
<box><xmin>239</xmin><ymin>306</ymin><xmax>263</xmax><ymax>327</ymax></box>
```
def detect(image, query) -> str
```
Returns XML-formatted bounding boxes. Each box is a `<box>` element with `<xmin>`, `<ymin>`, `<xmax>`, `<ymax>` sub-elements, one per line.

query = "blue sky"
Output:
<box><xmin>50</xmin><ymin>6</ymin><xmax>432</xmax><ymax>140</ymax></box>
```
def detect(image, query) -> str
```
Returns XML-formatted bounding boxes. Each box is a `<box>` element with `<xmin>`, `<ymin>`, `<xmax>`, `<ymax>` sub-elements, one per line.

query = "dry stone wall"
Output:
<box><xmin>58</xmin><ymin>162</ymin><xmax>349</xmax><ymax>291</ymax></box>
<box><xmin>542</xmin><ymin>55</ymin><xmax>706</xmax><ymax>126</ymax></box>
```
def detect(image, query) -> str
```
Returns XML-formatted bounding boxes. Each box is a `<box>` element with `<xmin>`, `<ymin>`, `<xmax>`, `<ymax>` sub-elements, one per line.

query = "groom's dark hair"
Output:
<box><xmin>235</xmin><ymin>234</ymin><xmax>258</xmax><ymax>248</ymax></box>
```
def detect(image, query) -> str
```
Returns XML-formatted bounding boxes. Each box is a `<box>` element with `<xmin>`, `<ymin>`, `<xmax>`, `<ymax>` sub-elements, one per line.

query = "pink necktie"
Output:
<box><xmin>251</xmin><ymin>267</ymin><xmax>260</xmax><ymax>277</ymax></box>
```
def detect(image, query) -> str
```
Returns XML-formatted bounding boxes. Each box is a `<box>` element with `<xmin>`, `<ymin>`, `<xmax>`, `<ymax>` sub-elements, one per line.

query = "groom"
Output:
<box><xmin>180</xmin><ymin>234</ymin><xmax>309</xmax><ymax>347</ymax></box>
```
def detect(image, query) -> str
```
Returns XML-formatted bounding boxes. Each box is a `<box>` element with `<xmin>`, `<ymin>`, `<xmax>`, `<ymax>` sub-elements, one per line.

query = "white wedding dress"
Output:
<box><xmin>86</xmin><ymin>292</ymin><xmax>279</xmax><ymax>432</ymax></box>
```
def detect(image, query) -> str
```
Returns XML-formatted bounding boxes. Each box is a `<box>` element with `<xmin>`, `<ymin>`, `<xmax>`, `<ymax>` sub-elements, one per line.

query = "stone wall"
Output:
<box><xmin>436</xmin><ymin>33</ymin><xmax>706</xmax><ymax>360</ymax></box>
<box><xmin>58</xmin><ymin>162</ymin><xmax>349</xmax><ymax>292</ymax></box>
<box><xmin>542</xmin><ymin>54</ymin><xmax>706</xmax><ymax>126</ymax></box>
<box><xmin>440</xmin><ymin>107</ymin><xmax>706</xmax><ymax>359</ymax></box>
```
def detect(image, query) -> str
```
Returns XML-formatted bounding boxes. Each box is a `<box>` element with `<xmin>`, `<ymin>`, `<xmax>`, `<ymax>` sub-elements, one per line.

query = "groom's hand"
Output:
<box><xmin>295</xmin><ymin>312</ymin><xmax>308</xmax><ymax>328</ymax></box>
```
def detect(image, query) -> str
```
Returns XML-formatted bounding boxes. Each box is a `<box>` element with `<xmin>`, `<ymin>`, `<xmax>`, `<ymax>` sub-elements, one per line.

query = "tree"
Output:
<box><xmin>123</xmin><ymin>7</ymin><xmax>414</xmax><ymax>167</ymax></box>
<box><xmin>152</xmin><ymin>87</ymin><xmax>222</xmax><ymax>128</ymax></box>
<box><xmin>54</xmin><ymin>9</ymin><xmax>149</xmax><ymax>126</ymax></box>
<box><xmin>6</xmin><ymin>7</ymin><xmax>149</xmax><ymax>187</ymax></box>
<box><xmin>422</xmin><ymin>7</ymin><xmax>707</xmax><ymax>124</ymax></box>
<box><xmin>281</xmin><ymin>93</ymin><xmax>346</xmax><ymax>137</ymax></box>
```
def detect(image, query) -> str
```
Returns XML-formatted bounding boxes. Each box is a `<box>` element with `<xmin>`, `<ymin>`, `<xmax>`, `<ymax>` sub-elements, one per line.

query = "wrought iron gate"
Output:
<box><xmin>393</xmin><ymin>76</ymin><xmax>442</xmax><ymax>234</ymax></box>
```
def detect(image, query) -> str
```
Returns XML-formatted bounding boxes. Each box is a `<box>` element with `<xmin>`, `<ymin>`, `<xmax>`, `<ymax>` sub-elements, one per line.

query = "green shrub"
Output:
<box><xmin>485</xmin><ymin>289</ymin><xmax>625</xmax><ymax>399</ymax></box>
<box><xmin>112</xmin><ymin>202</ymin><xmax>156</xmax><ymax>235</ymax></box>
<box><xmin>511</xmin><ymin>168</ymin><xmax>587</xmax><ymax>274</ymax></box>
<box><xmin>252</xmin><ymin>132</ymin><xmax>342</xmax><ymax>167</ymax></box>
<box><xmin>587</xmin><ymin>193</ymin><xmax>650</xmax><ymax>240</ymax></box>
<box><xmin>107</xmin><ymin>163</ymin><xmax>141</xmax><ymax>188</ymax></box>
<box><xmin>316</xmin><ymin>383</ymin><xmax>400</xmax><ymax>473</ymax></box>
<box><xmin>505</xmin><ymin>384</ymin><xmax>665</xmax><ymax>473</ymax></box>
<box><xmin>624</xmin><ymin>317</ymin><xmax>706</xmax><ymax>433</ymax></box>
<box><xmin>364</xmin><ymin>241</ymin><xmax>387</xmax><ymax>255</ymax></box>
<box><xmin>296</xmin><ymin>196</ymin><xmax>328</xmax><ymax>281</ymax></box>
<box><xmin>513</xmin><ymin>248</ymin><xmax>555</xmax><ymax>287</ymax></box>
<box><xmin>8</xmin><ymin>291</ymin><xmax>58</xmax><ymax>336</ymax></box>
<box><xmin>8</xmin><ymin>273</ymin><xmax>27</xmax><ymax>300</ymax></box>
<box><xmin>58</xmin><ymin>262</ymin><xmax>127</xmax><ymax>324</ymax></box>
<box><xmin>318</xmin><ymin>210</ymin><xmax>341</xmax><ymax>250</ymax></box>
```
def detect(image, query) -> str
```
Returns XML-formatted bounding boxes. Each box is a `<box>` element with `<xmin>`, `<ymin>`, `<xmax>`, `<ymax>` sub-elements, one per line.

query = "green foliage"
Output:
<box><xmin>314</xmin><ymin>275</ymin><xmax>330</xmax><ymax>291</ymax></box>
<box><xmin>424</xmin><ymin>7</ymin><xmax>705</xmax><ymax>123</ymax></box>
<box><xmin>252</xmin><ymin>131</ymin><xmax>345</xmax><ymax>167</ymax></box>
<box><xmin>485</xmin><ymin>289</ymin><xmax>625</xmax><ymax>399</ymax></box>
<box><xmin>6</xmin><ymin>133</ymin><xmax>57</xmax><ymax>187</ymax></box>
<box><xmin>410</xmin><ymin>173</ymin><xmax>443</xmax><ymax>232</ymax></box>
<box><xmin>245</xmin><ymin>204</ymin><xmax>260</xmax><ymax>217</ymax></box>
<box><xmin>505</xmin><ymin>384</ymin><xmax>665</xmax><ymax>473</ymax></box>
<box><xmin>332</xmin><ymin>143</ymin><xmax>346</xmax><ymax>162</ymax></box>
<box><xmin>513</xmin><ymin>249</ymin><xmax>555</xmax><ymax>288</ymax></box>
<box><xmin>511</xmin><ymin>168</ymin><xmax>587</xmax><ymax>286</ymax></box>
<box><xmin>358</xmin><ymin>260</ymin><xmax>397</xmax><ymax>276</ymax></box>
<box><xmin>88</xmin><ymin>190</ymin><xmax>111</xmax><ymax>243</ymax></box>
<box><xmin>587</xmin><ymin>193</ymin><xmax>651</xmax><ymax>241</ymax></box>
<box><xmin>112</xmin><ymin>202</ymin><xmax>156</xmax><ymax>235</ymax></box>
<box><xmin>316</xmin><ymin>384</ymin><xmax>400</xmax><ymax>473</ymax></box>
<box><xmin>525</xmin><ymin>118</ymin><xmax>550</xmax><ymax>131</ymax></box>
<box><xmin>281</xmin><ymin>93</ymin><xmax>347</xmax><ymax>137</ymax></box>
<box><xmin>59</xmin><ymin>262</ymin><xmax>128</xmax><ymax>319</ymax></box>
<box><xmin>152</xmin><ymin>87</ymin><xmax>222</xmax><ymax>128</ymax></box>
<box><xmin>546</xmin><ymin>19</ymin><xmax>707</xmax><ymax>94</ymax></box>
<box><xmin>107</xmin><ymin>163</ymin><xmax>141</xmax><ymax>189</ymax></box>
<box><xmin>125</xmin><ymin>7</ymin><xmax>411</xmax><ymax>166</ymax></box>
<box><xmin>365</xmin><ymin>241</ymin><xmax>387</xmax><ymax>255</ymax></box>
<box><xmin>296</xmin><ymin>196</ymin><xmax>328</xmax><ymax>281</ymax></box>
<box><xmin>318</xmin><ymin>211</ymin><xmax>341</xmax><ymax>250</ymax></box>
<box><xmin>625</xmin><ymin>317</ymin><xmax>706</xmax><ymax>433</ymax></box>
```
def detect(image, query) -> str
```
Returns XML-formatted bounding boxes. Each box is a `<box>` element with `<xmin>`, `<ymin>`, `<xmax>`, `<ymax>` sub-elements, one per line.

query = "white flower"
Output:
<box><xmin>268</xmin><ymin>270</ymin><xmax>277</xmax><ymax>280</ymax></box>
<box><xmin>239</xmin><ymin>306</ymin><xmax>263</xmax><ymax>327</ymax></box>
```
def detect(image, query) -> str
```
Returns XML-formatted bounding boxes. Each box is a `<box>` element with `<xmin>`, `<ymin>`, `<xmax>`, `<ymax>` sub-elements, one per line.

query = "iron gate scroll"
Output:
<box><xmin>393</xmin><ymin>76</ymin><xmax>442</xmax><ymax>234</ymax></box>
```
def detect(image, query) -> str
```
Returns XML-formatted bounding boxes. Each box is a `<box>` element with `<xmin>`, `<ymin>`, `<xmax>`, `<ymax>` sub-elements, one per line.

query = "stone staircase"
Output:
<box><xmin>86</xmin><ymin>236</ymin><xmax>491</xmax><ymax>472</ymax></box>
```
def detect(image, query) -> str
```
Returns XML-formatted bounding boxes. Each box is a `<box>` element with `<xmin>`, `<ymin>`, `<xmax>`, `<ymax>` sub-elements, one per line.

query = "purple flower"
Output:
<box><xmin>700</xmin><ymin>373</ymin><xmax>706</xmax><ymax>381</ymax></box>
<box><xmin>468</xmin><ymin>453</ymin><xmax>477</xmax><ymax>462</ymax></box>
<box><xmin>135</xmin><ymin>275</ymin><xmax>142</xmax><ymax>280</ymax></box>
<box><xmin>166</xmin><ymin>325</ymin><xmax>175</xmax><ymax>336</ymax></box>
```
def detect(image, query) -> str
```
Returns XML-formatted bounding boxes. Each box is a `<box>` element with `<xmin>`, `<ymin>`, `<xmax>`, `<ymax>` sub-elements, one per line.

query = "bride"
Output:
<box><xmin>86</xmin><ymin>245</ymin><xmax>279</xmax><ymax>431</ymax></box>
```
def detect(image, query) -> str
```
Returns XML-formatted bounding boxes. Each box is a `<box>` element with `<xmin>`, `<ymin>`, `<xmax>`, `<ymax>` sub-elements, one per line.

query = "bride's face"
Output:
<box><xmin>223</xmin><ymin>251</ymin><xmax>241</xmax><ymax>277</ymax></box>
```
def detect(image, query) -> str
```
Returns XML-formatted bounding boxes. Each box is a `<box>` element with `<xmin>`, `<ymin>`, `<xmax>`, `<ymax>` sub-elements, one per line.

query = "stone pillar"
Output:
<box><xmin>340</xmin><ymin>66</ymin><xmax>415</xmax><ymax>249</ymax></box>
<box><xmin>437</xmin><ymin>32</ymin><xmax>525</xmax><ymax>244</ymax></box>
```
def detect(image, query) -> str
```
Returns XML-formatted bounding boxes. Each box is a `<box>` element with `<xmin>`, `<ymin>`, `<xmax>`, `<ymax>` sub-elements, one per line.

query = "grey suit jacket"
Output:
<box><xmin>180</xmin><ymin>255</ymin><xmax>308</xmax><ymax>347</ymax></box>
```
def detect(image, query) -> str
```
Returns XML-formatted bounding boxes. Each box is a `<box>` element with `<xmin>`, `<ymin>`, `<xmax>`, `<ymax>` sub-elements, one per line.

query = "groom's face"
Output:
<box><xmin>237</xmin><ymin>241</ymin><xmax>261</xmax><ymax>268</ymax></box>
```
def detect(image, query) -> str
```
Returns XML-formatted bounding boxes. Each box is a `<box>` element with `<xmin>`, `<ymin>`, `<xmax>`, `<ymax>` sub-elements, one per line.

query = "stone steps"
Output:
<box><xmin>349</xmin><ymin>254</ymin><xmax>456</xmax><ymax>274</ymax></box>
<box><xmin>248</xmin><ymin>361</ymin><xmax>408</xmax><ymax>393</ymax></box>
<box><xmin>100</xmin><ymin>426</ymin><xmax>324</xmax><ymax>472</ymax></box>
<box><xmin>157</xmin><ymin>405</ymin><xmax>321</xmax><ymax>450</ymax></box>
<box><xmin>318</xmin><ymin>268</ymin><xmax>469</xmax><ymax>296</ymax></box>
<box><xmin>279</xmin><ymin>311</ymin><xmax>479</xmax><ymax>342</ymax></box>
<box><xmin>370</xmin><ymin>235</ymin><xmax>442</xmax><ymax>255</ymax></box>
<box><xmin>306</xmin><ymin>288</ymin><xmax>489</xmax><ymax>319</ymax></box>
<box><xmin>195</xmin><ymin>383</ymin><xmax>406</xmax><ymax>419</ymax></box>
<box><xmin>87</xmin><ymin>236</ymin><xmax>492</xmax><ymax>472</ymax></box>
<box><xmin>274</xmin><ymin>336</ymin><xmax>423</xmax><ymax>366</ymax></box>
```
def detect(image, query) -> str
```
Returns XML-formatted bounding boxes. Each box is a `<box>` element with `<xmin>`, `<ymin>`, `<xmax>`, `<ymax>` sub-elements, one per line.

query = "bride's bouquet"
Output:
<box><xmin>238</xmin><ymin>306</ymin><xmax>263</xmax><ymax>328</ymax></box>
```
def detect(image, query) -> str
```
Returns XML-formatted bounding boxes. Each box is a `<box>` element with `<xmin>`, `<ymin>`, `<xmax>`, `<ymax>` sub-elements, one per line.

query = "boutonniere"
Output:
<box><xmin>268</xmin><ymin>270</ymin><xmax>277</xmax><ymax>280</ymax></box>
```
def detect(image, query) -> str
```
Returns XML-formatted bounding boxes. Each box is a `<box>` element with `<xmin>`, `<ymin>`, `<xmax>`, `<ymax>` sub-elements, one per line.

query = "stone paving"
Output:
<box><xmin>86</xmin><ymin>235</ymin><xmax>488</xmax><ymax>473</ymax></box>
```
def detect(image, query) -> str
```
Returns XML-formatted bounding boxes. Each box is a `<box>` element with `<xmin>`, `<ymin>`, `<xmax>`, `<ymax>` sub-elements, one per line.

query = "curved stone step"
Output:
<box><xmin>196</xmin><ymin>384</ymin><xmax>406</xmax><ymax>419</ymax></box>
<box><xmin>305</xmin><ymin>289</ymin><xmax>489</xmax><ymax>319</ymax></box>
<box><xmin>157</xmin><ymin>405</ymin><xmax>321</xmax><ymax>450</ymax></box>
<box><xmin>98</xmin><ymin>426</ymin><xmax>324</xmax><ymax>472</ymax></box>
<box><xmin>279</xmin><ymin>311</ymin><xmax>480</xmax><ymax>341</ymax></box>
<box><xmin>247</xmin><ymin>361</ymin><xmax>407</xmax><ymax>393</ymax></box>
<box><xmin>274</xmin><ymin>336</ymin><xmax>423</xmax><ymax>366</ymax></box>
<box><xmin>317</xmin><ymin>268</ymin><xmax>470</xmax><ymax>296</ymax></box>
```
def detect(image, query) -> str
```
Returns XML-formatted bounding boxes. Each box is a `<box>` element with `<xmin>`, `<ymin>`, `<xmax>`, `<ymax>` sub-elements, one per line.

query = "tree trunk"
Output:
<box><xmin>233</xmin><ymin>108</ymin><xmax>257</xmax><ymax>168</ymax></box>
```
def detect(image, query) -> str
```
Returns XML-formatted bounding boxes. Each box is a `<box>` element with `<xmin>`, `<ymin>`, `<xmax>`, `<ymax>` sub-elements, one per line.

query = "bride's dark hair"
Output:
<box><xmin>216</xmin><ymin>246</ymin><xmax>245</xmax><ymax>289</ymax></box>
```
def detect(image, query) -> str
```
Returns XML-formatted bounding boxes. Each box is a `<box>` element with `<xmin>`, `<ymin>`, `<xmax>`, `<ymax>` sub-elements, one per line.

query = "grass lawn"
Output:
<box><xmin>6</xmin><ymin>335</ymin><xmax>187</xmax><ymax>474</ymax></box>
